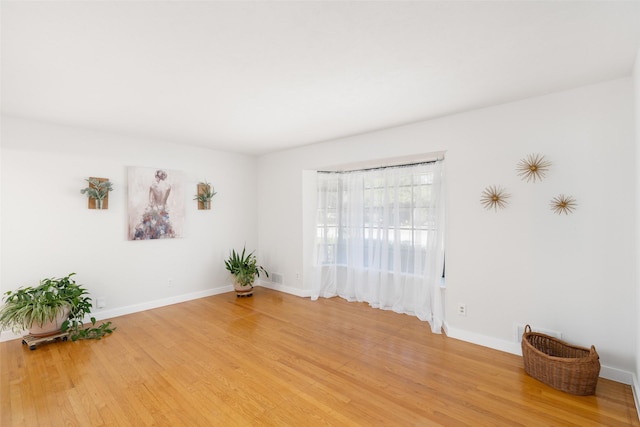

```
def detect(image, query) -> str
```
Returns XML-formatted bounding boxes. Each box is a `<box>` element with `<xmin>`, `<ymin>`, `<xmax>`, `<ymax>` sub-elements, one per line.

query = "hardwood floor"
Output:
<box><xmin>1</xmin><ymin>287</ymin><xmax>638</xmax><ymax>426</ymax></box>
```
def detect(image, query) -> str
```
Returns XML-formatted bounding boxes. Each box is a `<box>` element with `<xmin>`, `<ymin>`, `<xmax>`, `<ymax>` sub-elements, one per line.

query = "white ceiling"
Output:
<box><xmin>2</xmin><ymin>1</ymin><xmax>640</xmax><ymax>155</ymax></box>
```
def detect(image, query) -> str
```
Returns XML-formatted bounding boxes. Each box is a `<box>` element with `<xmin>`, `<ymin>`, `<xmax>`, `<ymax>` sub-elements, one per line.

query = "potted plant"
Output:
<box><xmin>0</xmin><ymin>273</ymin><xmax>115</xmax><ymax>342</ymax></box>
<box><xmin>80</xmin><ymin>178</ymin><xmax>113</xmax><ymax>209</ymax></box>
<box><xmin>194</xmin><ymin>180</ymin><xmax>217</xmax><ymax>209</ymax></box>
<box><xmin>224</xmin><ymin>246</ymin><xmax>269</xmax><ymax>297</ymax></box>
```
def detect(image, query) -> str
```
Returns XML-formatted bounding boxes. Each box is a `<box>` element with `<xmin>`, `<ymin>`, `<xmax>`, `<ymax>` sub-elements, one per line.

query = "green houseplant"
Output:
<box><xmin>80</xmin><ymin>178</ymin><xmax>113</xmax><ymax>209</ymax></box>
<box><xmin>193</xmin><ymin>180</ymin><xmax>217</xmax><ymax>209</ymax></box>
<box><xmin>224</xmin><ymin>246</ymin><xmax>269</xmax><ymax>296</ymax></box>
<box><xmin>0</xmin><ymin>273</ymin><xmax>115</xmax><ymax>341</ymax></box>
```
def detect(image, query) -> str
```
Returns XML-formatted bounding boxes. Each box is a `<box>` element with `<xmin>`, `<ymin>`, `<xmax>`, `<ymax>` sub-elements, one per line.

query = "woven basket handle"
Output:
<box><xmin>524</xmin><ymin>324</ymin><xmax>532</xmax><ymax>334</ymax></box>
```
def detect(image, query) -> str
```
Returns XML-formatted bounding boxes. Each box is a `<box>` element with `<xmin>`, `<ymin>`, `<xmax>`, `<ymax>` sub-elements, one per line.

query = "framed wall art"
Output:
<box><xmin>127</xmin><ymin>167</ymin><xmax>185</xmax><ymax>240</ymax></box>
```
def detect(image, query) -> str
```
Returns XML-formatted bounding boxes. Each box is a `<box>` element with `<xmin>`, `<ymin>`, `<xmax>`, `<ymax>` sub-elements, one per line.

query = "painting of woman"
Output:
<box><xmin>128</xmin><ymin>167</ymin><xmax>185</xmax><ymax>240</ymax></box>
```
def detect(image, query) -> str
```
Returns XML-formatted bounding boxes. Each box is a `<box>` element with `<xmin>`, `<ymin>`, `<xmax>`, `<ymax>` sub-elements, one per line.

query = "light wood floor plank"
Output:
<box><xmin>1</xmin><ymin>288</ymin><xmax>637</xmax><ymax>426</ymax></box>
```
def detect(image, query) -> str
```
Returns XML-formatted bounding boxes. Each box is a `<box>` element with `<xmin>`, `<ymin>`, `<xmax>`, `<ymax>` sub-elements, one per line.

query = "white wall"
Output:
<box><xmin>258</xmin><ymin>78</ymin><xmax>636</xmax><ymax>381</ymax></box>
<box><xmin>0</xmin><ymin>115</ymin><xmax>260</xmax><ymax>337</ymax></box>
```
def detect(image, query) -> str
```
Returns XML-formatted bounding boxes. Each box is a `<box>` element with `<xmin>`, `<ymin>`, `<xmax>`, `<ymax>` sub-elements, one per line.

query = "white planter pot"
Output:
<box><xmin>28</xmin><ymin>307</ymin><xmax>70</xmax><ymax>337</ymax></box>
<box><xmin>233</xmin><ymin>278</ymin><xmax>254</xmax><ymax>297</ymax></box>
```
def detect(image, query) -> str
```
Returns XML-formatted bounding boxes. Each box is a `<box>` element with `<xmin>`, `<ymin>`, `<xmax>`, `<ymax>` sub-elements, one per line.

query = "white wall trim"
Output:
<box><xmin>0</xmin><ymin>286</ymin><xmax>233</xmax><ymax>343</ymax></box>
<box><xmin>257</xmin><ymin>280</ymin><xmax>312</xmax><ymax>298</ymax></box>
<box><xmin>0</xmin><ymin>330</ymin><xmax>22</xmax><ymax>343</ymax></box>
<box><xmin>445</xmin><ymin>323</ymin><xmax>522</xmax><ymax>355</ymax></box>
<box><xmin>444</xmin><ymin>322</ymin><xmax>635</xmax><ymax>386</ymax></box>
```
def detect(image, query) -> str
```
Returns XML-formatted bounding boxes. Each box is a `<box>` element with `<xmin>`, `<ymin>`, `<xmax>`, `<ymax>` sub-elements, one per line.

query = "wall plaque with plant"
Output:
<box><xmin>81</xmin><ymin>177</ymin><xmax>113</xmax><ymax>209</ymax></box>
<box><xmin>194</xmin><ymin>180</ymin><xmax>217</xmax><ymax>210</ymax></box>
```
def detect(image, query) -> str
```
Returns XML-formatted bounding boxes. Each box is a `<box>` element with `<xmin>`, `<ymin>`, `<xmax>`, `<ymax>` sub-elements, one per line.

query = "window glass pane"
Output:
<box><xmin>398</xmin><ymin>207</ymin><xmax>412</xmax><ymax>227</ymax></box>
<box><xmin>413</xmin><ymin>207</ymin><xmax>429</xmax><ymax>228</ymax></box>
<box><xmin>413</xmin><ymin>184</ymin><xmax>430</xmax><ymax>207</ymax></box>
<box><xmin>414</xmin><ymin>229</ymin><xmax>428</xmax><ymax>246</ymax></box>
<box><xmin>399</xmin><ymin>229</ymin><xmax>413</xmax><ymax>244</ymax></box>
<box><xmin>414</xmin><ymin>172</ymin><xmax>433</xmax><ymax>185</ymax></box>
<box><xmin>398</xmin><ymin>186</ymin><xmax>412</xmax><ymax>207</ymax></box>
<box><xmin>373</xmin><ymin>188</ymin><xmax>385</xmax><ymax>206</ymax></box>
<box><xmin>398</xmin><ymin>174</ymin><xmax>412</xmax><ymax>187</ymax></box>
<box><xmin>325</xmin><ymin>192</ymin><xmax>339</xmax><ymax>209</ymax></box>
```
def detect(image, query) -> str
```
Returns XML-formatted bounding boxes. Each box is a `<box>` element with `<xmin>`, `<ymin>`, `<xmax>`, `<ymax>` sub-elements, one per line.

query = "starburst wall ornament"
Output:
<box><xmin>550</xmin><ymin>194</ymin><xmax>577</xmax><ymax>215</ymax></box>
<box><xmin>516</xmin><ymin>154</ymin><xmax>551</xmax><ymax>183</ymax></box>
<box><xmin>480</xmin><ymin>185</ymin><xmax>510</xmax><ymax>211</ymax></box>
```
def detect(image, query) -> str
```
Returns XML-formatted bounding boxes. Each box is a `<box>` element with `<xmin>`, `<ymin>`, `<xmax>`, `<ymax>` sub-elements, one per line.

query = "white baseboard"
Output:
<box><xmin>90</xmin><ymin>286</ymin><xmax>233</xmax><ymax>323</ymax></box>
<box><xmin>444</xmin><ymin>322</ymin><xmax>635</xmax><ymax>386</ymax></box>
<box><xmin>0</xmin><ymin>330</ymin><xmax>22</xmax><ymax>342</ymax></box>
<box><xmin>257</xmin><ymin>280</ymin><xmax>312</xmax><ymax>298</ymax></box>
<box><xmin>601</xmin><ymin>365</ymin><xmax>636</xmax><ymax>385</ymax></box>
<box><xmin>445</xmin><ymin>323</ymin><xmax>522</xmax><ymax>356</ymax></box>
<box><xmin>0</xmin><ymin>285</ymin><xmax>233</xmax><ymax>343</ymax></box>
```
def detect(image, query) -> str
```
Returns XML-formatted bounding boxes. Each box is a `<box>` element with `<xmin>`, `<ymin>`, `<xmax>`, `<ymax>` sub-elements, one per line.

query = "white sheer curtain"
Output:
<box><xmin>311</xmin><ymin>161</ymin><xmax>445</xmax><ymax>333</ymax></box>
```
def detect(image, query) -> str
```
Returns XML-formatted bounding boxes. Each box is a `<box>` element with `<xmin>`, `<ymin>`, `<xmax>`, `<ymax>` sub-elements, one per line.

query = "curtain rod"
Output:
<box><xmin>318</xmin><ymin>158</ymin><xmax>442</xmax><ymax>174</ymax></box>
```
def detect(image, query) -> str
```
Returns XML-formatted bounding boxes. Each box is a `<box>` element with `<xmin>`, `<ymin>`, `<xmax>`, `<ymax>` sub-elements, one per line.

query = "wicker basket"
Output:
<box><xmin>521</xmin><ymin>325</ymin><xmax>600</xmax><ymax>395</ymax></box>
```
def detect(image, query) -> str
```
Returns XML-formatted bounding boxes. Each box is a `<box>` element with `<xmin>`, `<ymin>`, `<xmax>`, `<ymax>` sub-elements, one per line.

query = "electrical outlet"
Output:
<box><xmin>457</xmin><ymin>304</ymin><xmax>467</xmax><ymax>316</ymax></box>
<box><xmin>168</xmin><ymin>278</ymin><xmax>173</xmax><ymax>287</ymax></box>
<box><xmin>96</xmin><ymin>297</ymin><xmax>106</xmax><ymax>309</ymax></box>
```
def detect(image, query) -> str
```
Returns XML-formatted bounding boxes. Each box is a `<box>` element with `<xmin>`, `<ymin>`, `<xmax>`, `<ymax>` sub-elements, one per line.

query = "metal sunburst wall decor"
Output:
<box><xmin>480</xmin><ymin>185</ymin><xmax>510</xmax><ymax>211</ymax></box>
<box><xmin>550</xmin><ymin>194</ymin><xmax>577</xmax><ymax>215</ymax></box>
<box><xmin>516</xmin><ymin>154</ymin><xmax>551</xmax><ymax>183</ymax></box>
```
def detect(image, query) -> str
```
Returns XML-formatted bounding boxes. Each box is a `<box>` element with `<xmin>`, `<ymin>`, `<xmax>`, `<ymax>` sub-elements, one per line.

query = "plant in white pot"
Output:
<box><xmin>224</xmin><ymin>246</ymin><xmax>269</xmax><ymax>297</ymax></box>
<box><xmin>0</xmin><ymin>273</ymin><xmax>115</xmax><ymax>342</ymax></box>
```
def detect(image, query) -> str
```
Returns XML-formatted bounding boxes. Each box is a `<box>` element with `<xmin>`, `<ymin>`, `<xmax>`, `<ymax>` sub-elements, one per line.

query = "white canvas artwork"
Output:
<box><xmin>127</xmin><ymin>167</ymin><xmax>185</xmax><ymax>240</ymax></box>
